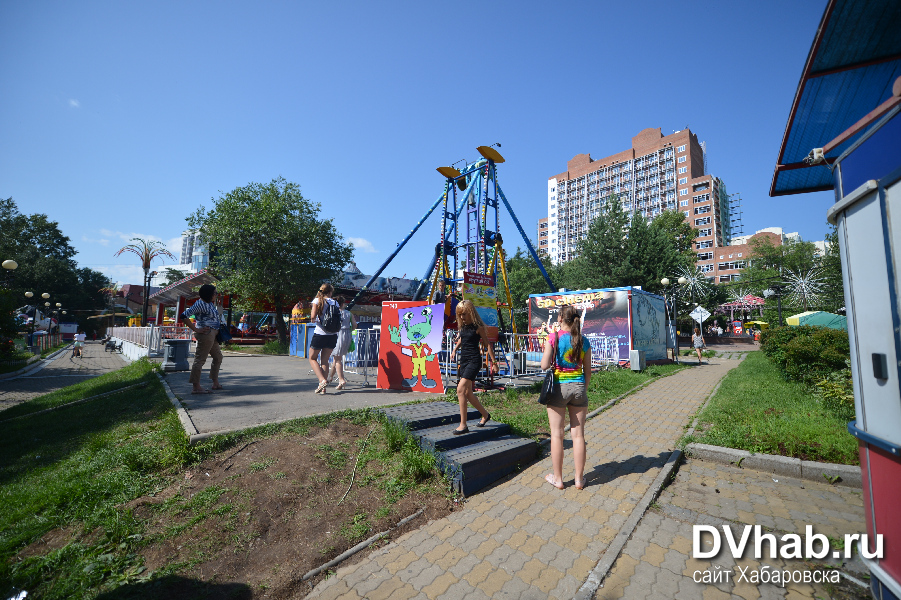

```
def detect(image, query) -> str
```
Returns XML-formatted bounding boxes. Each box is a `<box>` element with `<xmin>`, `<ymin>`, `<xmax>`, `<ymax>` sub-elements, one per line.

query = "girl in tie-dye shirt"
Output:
<box><xmin>540</xmin><ymin>305</ymin><xmax>592</xmax><ymax>491</ymax></box>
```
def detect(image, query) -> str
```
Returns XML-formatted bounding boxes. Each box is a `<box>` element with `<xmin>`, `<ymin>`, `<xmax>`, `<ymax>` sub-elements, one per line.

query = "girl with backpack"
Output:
<box><xmin>309</xmin><ymin>283</ymin><xmax>340</xmax><ymax>394</ymax></box>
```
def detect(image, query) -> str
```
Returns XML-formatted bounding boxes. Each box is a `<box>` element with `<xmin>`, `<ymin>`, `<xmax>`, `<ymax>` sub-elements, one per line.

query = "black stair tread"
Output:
<box><xmin>443</xmin><ymin>435</ymin><xmax>537</xmax><ymax>464</ymax></box>
<box><xmin>413</xmin><ymin>421</ymin><xmax>510</xmax><ymax>452</ymax></box>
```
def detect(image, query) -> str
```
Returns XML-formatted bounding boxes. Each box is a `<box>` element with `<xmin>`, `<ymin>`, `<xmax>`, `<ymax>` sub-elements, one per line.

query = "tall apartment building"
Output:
<box><xmin>537</xmin><ymin>218</ymin><xmax>549</xmax><ymax>254</ymax></box>
<box><xmin>546</xmin><ymin>127</ymin><xmax>733</xmax><ymax>277</ymax></box>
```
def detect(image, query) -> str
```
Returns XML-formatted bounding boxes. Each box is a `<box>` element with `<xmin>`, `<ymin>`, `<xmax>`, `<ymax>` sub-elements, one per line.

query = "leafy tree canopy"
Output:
<box><xmin>188</xmin><ymin>177</ymin><xmax>354</xmax><ymax>345</ymax></box>
<box><xmin>0</xmin><ymin>197</ymin><xmax>110</xmax><ymax>331</ymax></box>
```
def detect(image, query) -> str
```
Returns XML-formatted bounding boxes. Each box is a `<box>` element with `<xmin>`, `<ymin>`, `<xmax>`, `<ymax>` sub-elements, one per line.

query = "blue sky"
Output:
<box><xmin>0</xmin><ymin>1</ymin><xmax>833</xmax><ymax>287</ymax></box>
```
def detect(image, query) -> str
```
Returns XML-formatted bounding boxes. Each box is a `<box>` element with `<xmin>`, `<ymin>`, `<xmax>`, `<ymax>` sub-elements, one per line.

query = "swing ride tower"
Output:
<box><xmin>347</xmin><ymin>146</ymin><xmax>556</xmax><ymax>333</ymax></box>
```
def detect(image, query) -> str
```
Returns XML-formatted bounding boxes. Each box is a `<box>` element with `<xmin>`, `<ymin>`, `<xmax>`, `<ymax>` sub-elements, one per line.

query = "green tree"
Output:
<box><xmin>0</xmin><ymin>197</ymin><xmax>110</xmax><ymax>326</ymax></box>
<box><xmin>161</xmin><ymin>267</ymin><xmax>189</xmax><ymax>286</ymax></box>
<box><xmin>820</xmin><ymin>223</ymin><xmax>844</xmax><ymax>313</ymax></box>
<box><xmin>503</xmin><ymin>247</ymin><xmax>559</xmax><ymax>332</ymax></box>
<box><xmin>574</xmin><ymin>195</ymin><xmax>631</xmax><ymax>288</ymax></box>
<box><xmin>188</xmin><ymin>177</ymin><xmax>353</xmax><ymax>346</ymax></box>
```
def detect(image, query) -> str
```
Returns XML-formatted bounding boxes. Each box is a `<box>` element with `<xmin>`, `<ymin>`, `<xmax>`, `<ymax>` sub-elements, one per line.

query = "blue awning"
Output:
<box><xmin>770</xmin><ymin>0</ymin><xmax>901</xmax><ymax>196</ymax></box>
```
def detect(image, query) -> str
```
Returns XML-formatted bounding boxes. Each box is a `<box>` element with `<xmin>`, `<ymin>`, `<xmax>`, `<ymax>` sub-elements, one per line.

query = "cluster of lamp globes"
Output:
<box><xmin>3</xmin><ymin>259</ymin><xmax>66</xmax><ymax>317</ymax></box>
<box><xmin>660</xmin><ymin>277</ymin><xmax>688</xmax><ymax>286</ymax></box>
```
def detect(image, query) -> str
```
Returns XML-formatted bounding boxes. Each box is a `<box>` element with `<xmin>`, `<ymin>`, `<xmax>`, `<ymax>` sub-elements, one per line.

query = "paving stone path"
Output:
<box><xmin>309</xmin><ymin>358</ymin><xmax>741</xmax><ymax>599</ymax></box>
<box><xmin>0</xmin><ymin>342</ymin><xmax>127</xmax><ymax>410</ymax></box>
<box><xmin>599</xmin><ymin>459</ymin><xmax>867</xmax><ymax>599</ymax></box>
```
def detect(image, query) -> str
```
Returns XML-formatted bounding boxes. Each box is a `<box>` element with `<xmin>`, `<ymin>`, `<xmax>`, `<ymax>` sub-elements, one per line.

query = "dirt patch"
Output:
<box><xmin>136</xmin><ymin>420</ymin><xmax>456</xmax><ymax>599</ymax></box>
<box><xmin>15</xmin><ymin>525</ymin><xmax>81</xmax><ymax>560</ymax></box>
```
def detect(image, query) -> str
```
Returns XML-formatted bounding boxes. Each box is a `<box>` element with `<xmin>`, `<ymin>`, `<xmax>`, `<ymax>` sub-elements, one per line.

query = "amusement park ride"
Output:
<box><xmin>347</xmin><ymin>145</ymin><xmax>556</xmax><ymax>334</ymax></box>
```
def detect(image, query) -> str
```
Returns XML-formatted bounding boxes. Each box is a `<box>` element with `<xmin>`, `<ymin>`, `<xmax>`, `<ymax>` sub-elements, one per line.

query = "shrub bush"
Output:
<box><xmin>260</xmin><ymin>340</ymin><xmax>289</xmax><ymax>355</ymax></box>
<box><xmin>760</xmin><ymin>325</ymin><xmax>849</xmax><ymax>384</ymax></box>
<box><xmin>816</xmin><ymin>363</ymin><xmax>856</xmax><ymax>422</ymax></box>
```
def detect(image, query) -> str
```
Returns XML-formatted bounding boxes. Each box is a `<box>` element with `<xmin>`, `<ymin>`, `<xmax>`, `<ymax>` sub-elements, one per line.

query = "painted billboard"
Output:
<box><xmin>377</xmin><ymin>301</ymin><xmax>445</xmax><ymax>394</ymax></box>
<box><xmin>528</xmin><ymin>289</ymin><xmax>631</xmax><ymax>361</ymax></box>
<box><xmin>630</xmin><ymin>290</ymin><xmax>667</xmax><ymax>360</ymax></box>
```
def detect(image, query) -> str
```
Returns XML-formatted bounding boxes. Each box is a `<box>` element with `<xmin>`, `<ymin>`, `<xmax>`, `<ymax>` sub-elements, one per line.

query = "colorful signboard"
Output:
<box><xmin>463</xmin><ymin>272</ymin><xmax>499</xmax><ymax>341</ymax></box>
<box><xmin>377</xmin><ymin>301</ymin><xmax>445</xmax><ymax>394</ymax></box>
<box><xmin>528</xmin><ymin>289</ymin><xmax>631</xmax><ymax>360</ymax></box>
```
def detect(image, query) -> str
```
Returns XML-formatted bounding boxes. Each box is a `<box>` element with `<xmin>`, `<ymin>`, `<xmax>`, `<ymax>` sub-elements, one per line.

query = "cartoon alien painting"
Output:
<box><xmin>388</xmin><ymin>306</ymin><xmax>439</xmax><ymax>389</ymax></box>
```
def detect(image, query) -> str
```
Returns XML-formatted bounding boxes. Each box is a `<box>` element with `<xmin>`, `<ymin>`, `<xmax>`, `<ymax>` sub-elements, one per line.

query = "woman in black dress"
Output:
<box><xmin>451</xmin><ymin>300</ymin><xmax>496</xmax><ymax>434</ymax></box>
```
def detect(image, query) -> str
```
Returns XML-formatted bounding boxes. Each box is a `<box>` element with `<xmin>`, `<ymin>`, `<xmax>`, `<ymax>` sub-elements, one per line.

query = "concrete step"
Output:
<box><xmin>378</xmin><ymin>402</ymin><xmax>537</xmax><ymax>496</ymax></box>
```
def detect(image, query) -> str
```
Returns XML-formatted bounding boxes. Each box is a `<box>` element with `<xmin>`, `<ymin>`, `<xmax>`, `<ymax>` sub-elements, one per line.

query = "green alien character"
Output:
<box><xmin>388</xmin><ymin>307</ymin><xmax>438</xmax><ymax>389</ymax></box>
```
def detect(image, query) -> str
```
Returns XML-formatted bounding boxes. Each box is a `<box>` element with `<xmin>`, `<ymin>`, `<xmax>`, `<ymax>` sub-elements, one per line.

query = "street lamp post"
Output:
<box><xmin>2</xmin><ymin>259</ymin><xmax>17</xmax><ymax>288</ymax></box>
<box><xmin>661</xmin><ymin>276</ymin><xmax>688</xmax><ymax>363</ymax></box>
<box><xmin>763</xmin><ymin>285</ymin><xmax>786</xmax><ymax>326</ymax></box>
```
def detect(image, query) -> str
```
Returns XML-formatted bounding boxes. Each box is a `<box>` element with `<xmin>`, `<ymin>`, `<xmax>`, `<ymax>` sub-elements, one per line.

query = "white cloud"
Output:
<box><xmin>348</xmin><ymin>237</ymin><xmax>378</xmax><ymax>253</ymax></box>
<box><xmin>81</xmin><ymin>235</ymin><xmax>109</xmax><ymax>246</ymax></box>
<box><xmin>97</xmin><ymin>264</ymin><xmax>147</xmax><ymax>286</ymax></box>
<box><xmin>69</xmin><ymin>99</ymin><xmax>80</xmax><ymax>108</ymax></box>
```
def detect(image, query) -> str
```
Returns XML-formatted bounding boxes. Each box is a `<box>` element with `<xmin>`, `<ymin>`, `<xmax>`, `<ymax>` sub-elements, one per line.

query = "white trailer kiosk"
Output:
<box><xmin>770</xmin><ymin>2</ymin><xmax>901</xmax><ymax>596</ymax></box>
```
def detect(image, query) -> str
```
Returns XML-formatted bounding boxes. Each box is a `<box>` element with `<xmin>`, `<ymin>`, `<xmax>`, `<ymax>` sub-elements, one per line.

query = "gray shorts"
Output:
<box><xmin>546</xmin><ymin>381</ymin><xmax>588</xmax><ymax>408</ymax></box>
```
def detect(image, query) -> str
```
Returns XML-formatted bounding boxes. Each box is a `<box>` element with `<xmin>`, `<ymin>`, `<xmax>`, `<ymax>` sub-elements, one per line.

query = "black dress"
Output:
<box><xmin>457</xmin><ymin>324</ymin><xmax>482</xmax><ymax>380</ymax></box>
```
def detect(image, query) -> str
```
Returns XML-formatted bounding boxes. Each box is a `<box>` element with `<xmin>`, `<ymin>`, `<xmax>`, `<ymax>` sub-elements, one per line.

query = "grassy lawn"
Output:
<box><xmin>0</xmin><ymin>360</ymin><xmax>453</xmax><ymax>599</ymax></box>
<box><xmin>682</xmin><ymin>351</ymin><xmax>858</xmax><ymax>465</ymax></box>
<box><xmin>461</xmin><ymin>363</ymin><xmax>688</xmax><ymax>442</ymax></box>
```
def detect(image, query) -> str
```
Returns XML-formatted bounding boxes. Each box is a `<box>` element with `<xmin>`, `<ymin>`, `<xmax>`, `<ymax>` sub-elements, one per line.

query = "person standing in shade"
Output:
<box><xmin>692</xmin><ymin>326</ymin><xmax>705</xmax><ymax>364</ymax></box>
<box><xmin>309</xmin><ymin>283</ymin><xmax>339</xmax><ymax>394</ymax></box>
<box><xmin>326</xmin><ymin>295</ymin><xmax>356</xmax><ymax>391</ymax></box>
<box><xmin>451</xmin><ymin>300</ymin><xmax>495</xmax><ymax>435</ymax></box>
<box><xmin>433</xmin><ymin>279</ymin><xmax>448</xmax><ymax>304</ymax></box>
<box><xmin>541</xmin><ymin>305</ymin><xmax>592</xmax><ymax>490</ymax></box>
<box><xmin>179</xmin><ymin>284</ymin><xmax>224</xmax><ymax>394</ymax></box>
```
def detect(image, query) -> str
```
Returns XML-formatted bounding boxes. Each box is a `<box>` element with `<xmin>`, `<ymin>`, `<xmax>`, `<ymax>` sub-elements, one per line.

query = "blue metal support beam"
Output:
<box><xmin>347</xmin><ymin>186</ymin><xmax>448</xmax><ymax>310</ymax></box>
<box><xmin>496</xmin><ymin>182</ymin><xmax>556</xmax><ymax>293</ymax></box>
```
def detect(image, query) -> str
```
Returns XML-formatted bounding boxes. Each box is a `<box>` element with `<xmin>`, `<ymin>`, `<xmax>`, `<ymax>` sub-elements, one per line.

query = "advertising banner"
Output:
<box><xmin>463</xmin><ymin>272</ymin><xmax>499</xmax><ymax>341</ymax></box>
<box><xmin>528</xmin><ymin>289</ymin><xmax>631</xmax><ymax>361</ymax></box>
<box><xmin>377</xmin><ymin>301</ymin><xmax>445</xmax><ymax>394</ymax></box>
<box><xmin>630</xmin><ymin>291</ymin><xmax>667</xmax><ymax>360</ymax></box>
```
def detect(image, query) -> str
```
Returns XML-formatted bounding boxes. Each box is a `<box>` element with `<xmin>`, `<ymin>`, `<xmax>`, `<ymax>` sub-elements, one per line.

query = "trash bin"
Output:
<box><xmin>162</xmin><ymin>339</ymin><xmax>191</xmax><ymax>372</ymax></box>
<box><xmin>629</xmin><ymin>350</ymin><xmax>646</xmax><ymax>372</ymax></box>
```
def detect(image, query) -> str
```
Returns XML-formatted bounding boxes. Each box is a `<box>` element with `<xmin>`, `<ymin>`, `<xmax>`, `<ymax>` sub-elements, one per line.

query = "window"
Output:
<box><xmin>696</xmin><ymin>240</ymin><xmax>713</xmax><ymax>249</ymax></box>
<box><xmin>698</xmin><ymin>228</ymin><xmax>712</xmax><ymax>236</ymax></box>
<box><xmin>678</xmin><ymin>167</ymin><xmax>687</xmax><ymax>174</ymax></box>
<box><xmin>694</xmin><ymin>205</ymin><xmax>711</xmax><ymax>214</ymax></box>
<box><xmin>697</xmin><ymin>252</ymin><xmax>713</xmax><ymax>261</ymax></box>
<box><xmin>684</xmin><ymin>211</ymin><xmax>690</xmax><ymax>217</ymax></box>
<box><xmin>718</xmin><ymin>261</ymin><xmax>746</xmax><ymax>270</ymax></box>
<box><xmin>728</xmin><ymin>254</ymin><xmax>733</xmax><ymax>258</ymax></box>
<box><xmin>693</xmin><ymin>194</ymin><xmax>710</xmax><ymax>203</ymax></box>
<box><xmin>699</xmin><ymin>264</ymin><xmax>714</xmax><ymax>273</ymax></box>
<box><xmin>737</xmin><ymin>252</ymin><xmax>742</xmax><ymax>257</ymax></box>
<box><xmin>678</xmin><ymin>156</ymin><xmax>687</xmax><ymax>163</ymax></box>
<box><xmin>680</xmin><ymin>199</ymin><xmax>688</xmax><ymax>207</ymax></box>
<box><xmin>677</xmin><ymin>145</ymin><xmax>686</xmax><ymax>152</ymax></box>
<box><xmin>695</xmin><ymin>217</ymin><xmax>711</xmax><ymax>226</ymax></box>
<box><xmin>679</xmin><ymin>189</ymin><xmax>688</xmax><ymax>196</ymax></box>
<box><xmin>678</xmin><ymin>177</ymin><xmax>688</xmax><ymax>185</ymax></box>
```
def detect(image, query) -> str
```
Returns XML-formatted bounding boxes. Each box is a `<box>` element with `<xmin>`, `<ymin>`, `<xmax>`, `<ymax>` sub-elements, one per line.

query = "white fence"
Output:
<box><xmin>109</xmin><ymin>326</ymin><xmax>193</xmax><ymax>359</ymax></box>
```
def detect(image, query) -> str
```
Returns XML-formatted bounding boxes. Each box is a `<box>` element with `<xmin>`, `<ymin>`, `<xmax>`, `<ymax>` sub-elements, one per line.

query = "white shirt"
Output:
<box><xmin>75</xmin><ymin>333</ymin><xmax>87</xmax><ymax>342</ymax></box>
<box><xmin>311</xmin><ymin>297</ymin><xmax>339</xmax><ymax>336</ymax></box>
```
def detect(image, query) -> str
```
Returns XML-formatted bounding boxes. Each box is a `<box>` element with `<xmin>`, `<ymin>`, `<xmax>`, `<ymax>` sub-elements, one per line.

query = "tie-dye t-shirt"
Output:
<box><xmin>552</xmin><ymin>332</ymin><xmax>591</xmax><ymax>384</ymax></box>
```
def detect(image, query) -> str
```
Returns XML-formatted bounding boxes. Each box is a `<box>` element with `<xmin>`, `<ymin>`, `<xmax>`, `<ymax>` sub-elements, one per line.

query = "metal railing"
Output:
<box><xmin>109</xmin><ymin>326</ymin><xmax>193</xmax><ymax>356</ymax></box>
<box><xmin>341</xmin><ymin>328</ymin><xmax>381</xmax><ymax>386</ymax></box>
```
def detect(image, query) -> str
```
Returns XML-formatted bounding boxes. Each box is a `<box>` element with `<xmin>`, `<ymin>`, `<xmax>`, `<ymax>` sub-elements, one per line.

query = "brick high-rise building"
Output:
<box><xmin>545</xmin><ymin>127</ymin><xmax>734</xmax><ymax>278</ymax></box>
<box><xmin>537</xmin><ymin>218</ymin><xmax>549</xmax><ymax>254</ymax></box>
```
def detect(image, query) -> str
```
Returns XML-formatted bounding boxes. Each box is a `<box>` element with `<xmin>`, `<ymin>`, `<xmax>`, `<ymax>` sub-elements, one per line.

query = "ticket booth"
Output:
<box><xmin>827</xmin><ymin>103</ymin><xmax>901</xmax><ymax>600</ymax></box>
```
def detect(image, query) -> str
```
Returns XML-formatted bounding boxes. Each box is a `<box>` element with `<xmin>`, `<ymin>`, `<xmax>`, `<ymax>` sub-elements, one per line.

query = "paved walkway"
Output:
<box><xmin>164</xmin><ymin>351</ymin><xmax>440</xmax><ymax>435</ymax></box>
<box><xmin>309</xmin><ymin>358</ymin><xmax>742</xmax><ymax>599</ymax></box>
<box><xmin>0</xmin><ymin>341</ymin><xmax>127</xmax><ymax>411</ymax></box>
<box><xmin>600</xmin><ymin>459</ymin><xmax>866</xmax><ymax>599</ymax></box>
